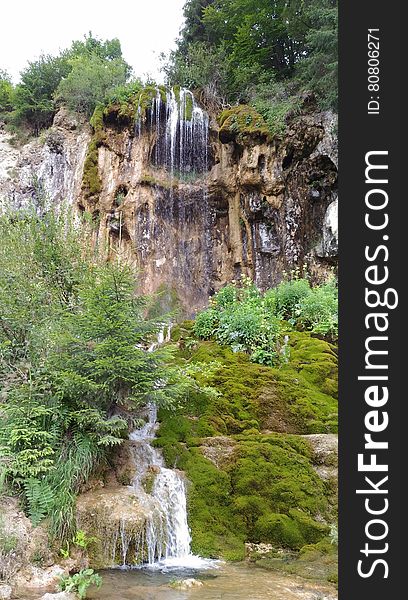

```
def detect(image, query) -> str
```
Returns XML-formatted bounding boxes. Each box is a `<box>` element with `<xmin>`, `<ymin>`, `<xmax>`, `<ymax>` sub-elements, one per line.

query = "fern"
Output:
<box><xmin>24</xmin><ymin>478</ymin><xmax>54</xmax><ymax>526</ymax></box>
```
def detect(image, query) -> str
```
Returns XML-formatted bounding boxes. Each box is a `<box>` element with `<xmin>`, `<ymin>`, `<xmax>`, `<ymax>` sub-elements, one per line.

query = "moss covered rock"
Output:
<box><xmin>154</xmin><ymin>327</ymin><xmax>337</xmax><ymax>561</ymax></box>
<box><xmin>218</xmin><ymin>105</ymin><xmax>270</xmax><ymax>144</ymax></box>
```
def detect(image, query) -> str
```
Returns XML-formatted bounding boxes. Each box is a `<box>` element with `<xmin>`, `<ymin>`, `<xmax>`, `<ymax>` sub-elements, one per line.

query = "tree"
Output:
<box><xmin>12</xmin><ymin>55</ymin><xmax>71</xmax><ymax>133</ymax></box>
<box><xmin>10</xmin><ymin>33</ymin><xmax>131</xmax><ymax>133</ymax></box>
<box><xmin>0</xmin><ymin>70</ymin><xmax>14</xmax><ymax>115</ymax></box>
<box><xmin>296</xmin><ymin>0</ymin><xmax>338</xmax><ymax>110</ymax></box>
<box><xmin>164</xmin><ymin>0</ymin><xmax>338</xmax><ymax>111</ymax></box>
<box><xmin>56</xmin><ymin>54</ymin><xmax>129</xmax><ymax>117</ymax></box>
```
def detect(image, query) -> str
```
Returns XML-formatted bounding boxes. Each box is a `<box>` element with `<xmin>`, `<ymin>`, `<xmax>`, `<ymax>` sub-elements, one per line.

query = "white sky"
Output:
<box><xmin>0</xmin><ymin>0</ymin><xmax>186</xmax><ymax>83</ymax></box>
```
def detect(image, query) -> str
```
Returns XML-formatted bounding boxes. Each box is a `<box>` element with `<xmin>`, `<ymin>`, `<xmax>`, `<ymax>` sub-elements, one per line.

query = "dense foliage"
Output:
<box><xmin>163</xmin><ymin>0</ymin><xmax>337</xmax><ymax>114</ymax></box>
<box><xmin>194</xmin><ymin>275</ymin><xmax>338</xmax><ymax>365</ymax></box>
<box><xmin>1</xmin><ymin>1</ymin><xmax>337</xmax><ymax>138</ymax></box>
<box><xmin>0</xmin><ymin>70</ymin><xmax>13</xmax><ymax>117</ymax></box>
<box><xmin>0</xmin><ymin>205</ymin><xmax>196</xmax><ymax>540</ymax></box>
<box><xmin>1</xmin><ymin>33</ymin><xmax>131</xmax><ymax>134</ymax></box>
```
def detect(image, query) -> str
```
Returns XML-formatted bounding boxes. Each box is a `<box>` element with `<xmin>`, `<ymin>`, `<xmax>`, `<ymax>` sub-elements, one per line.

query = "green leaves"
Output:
<box><xmin>23</xmin><ymin>478</ymin><xmax>54</xmax><ymax>526</ymax></box>
<box><xmin>0</xmin><ymin>205</ymin><xmax>199</xmax><ymax>539</ymax></box>
<box><xmin>55</xmin><ymin>54</ymin><xmax>128</xmax><ymax>117</ymax></box>
<box><xmin>165</xmin><ymin>0</ymin><xmax>338</xmax><ymax>114</ymax></box>
<box><xmin>59</xmin><ymin>568</ymin><xmax>102</xmax><ymax>599</ymax></box>
<box><xmin>8</xmin><ymin>32</ymin><xmax>130</xmax><ymax>133</ymax></box>
<box><xmin>194</xmin><ymin>275</ymin><xmax>338</xmax><ymax>366</ymax></box>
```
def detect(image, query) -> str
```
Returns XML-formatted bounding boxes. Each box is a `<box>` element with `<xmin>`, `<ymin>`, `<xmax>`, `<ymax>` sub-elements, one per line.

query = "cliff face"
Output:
<box><xmin>0</xmin><ymin>95</ymin><xmax>337</xmax><ymax>313</ymax></box>
<box><xmin>0</xmin><ymin>110</ymin><xmax>90</xmax><ymax>213</ymax></box>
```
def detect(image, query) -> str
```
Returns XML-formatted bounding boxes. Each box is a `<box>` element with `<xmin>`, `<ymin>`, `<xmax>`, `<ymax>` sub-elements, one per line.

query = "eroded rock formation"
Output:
<box><xmin>0</xmin><ymin>93</ymin><xmax>337</xmax><ymax>313</ymax></box>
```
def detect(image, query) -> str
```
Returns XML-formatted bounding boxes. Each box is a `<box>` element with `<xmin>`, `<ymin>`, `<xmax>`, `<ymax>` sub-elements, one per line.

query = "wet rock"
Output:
<box><xmin>200</xmin><ymin>436</ymin><xmax>237</xmax><ymax>469</ymax></box>
<box><xmin>75</xmin><ymin>486</ymin><xmax>153</xmax><ymax>569</ymax></box>
<box><xmin>170</xmin><ymin>578</ymin><xmax>203</xmax><ymax>590</ymax></box>
<box><xmin>13</xmin><ymin>565</ymin><xmax>67</xmax><ymax>597</ymax></box>
<box><xmin>303</xmin><ymin>434</ymin><xmax>338</xmax><ymax>480</ymax></box>
<box><xmin>0</xmin><ymin>102</ymin><xmax>337</xmax><ymax>313</ymax></box>
<box><xmin>316</xmin><ymin>197</ymin><xmax>338</xmax><ymax>259</ymax></box>
<box><xmin>0</xmin><ymin>496</ymin><xmax>54</xmax><ymax>583</ymax></box>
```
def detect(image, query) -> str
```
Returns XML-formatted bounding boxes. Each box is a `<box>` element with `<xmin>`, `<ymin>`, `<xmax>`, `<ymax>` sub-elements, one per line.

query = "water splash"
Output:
<box><xmin>126</xmin><ymin>403</ymin><xmax>213</xmax><ymax>569</ymax></box>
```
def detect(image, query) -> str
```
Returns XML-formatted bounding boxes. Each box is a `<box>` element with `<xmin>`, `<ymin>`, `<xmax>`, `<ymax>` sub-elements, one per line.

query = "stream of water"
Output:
<box><xmin>88</xmin><ymin>562</ymin><xmax>337</xmax><ymax>600</ymax></box>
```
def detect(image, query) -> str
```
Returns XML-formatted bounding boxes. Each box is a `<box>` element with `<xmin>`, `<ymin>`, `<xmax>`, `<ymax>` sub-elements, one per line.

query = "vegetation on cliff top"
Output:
<box><xmin>0</xmin><ymin>33</ymin><xmax>131</xmax><ymax>135</ymax></box>
<box><xmin>163</xmin><ymin>0</ymin><xmax>338</xmax><ymax>118</ymax></box>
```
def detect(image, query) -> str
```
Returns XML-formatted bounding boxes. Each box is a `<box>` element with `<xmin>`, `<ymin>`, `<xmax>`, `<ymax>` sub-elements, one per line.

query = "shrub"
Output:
<box><xmin>194</xmin><ymin>280</ymin><xmax>281</xmax><ymax>366</ymax></box>
<box><xmin>56</xmin><ymin>54</ymin><xmax>128</xmax><ymax>117</ymax></box>
<box><xmin>273</xmin><ymin>277</ymin><xmax>312</xmax><ymax>321</ymax></box>
<box><xmin>297</xmin><ymin>277</ymin><xmax>338</xmax><ymax>339</ymax></box>
<box><xmin>194</xmin><ymin>275</ymin><xmax>338</xmax><ymax>365</ymax></box>
<box><xmin>58</xmin><ymin>568</ymin><xmax>102</xmax><ymax>599</ymax></box>
<box><xmin>0</xmin><ymin>70</ymin><xmax>14</xmax><ymax>116</ymax></box>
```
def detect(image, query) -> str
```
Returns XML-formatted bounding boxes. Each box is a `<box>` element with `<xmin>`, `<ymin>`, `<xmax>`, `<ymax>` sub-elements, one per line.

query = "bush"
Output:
<box><xmin>0</xmin><ymin>70</ymin><xmax>14</xmax><ymax>116</ymax></box>
<box><xmin>273</xmin><ymin>277</ymin><xmax>312</xmax><ymax>321</ymax></box>
<box><xmin>298</xmin><ymin>278</ymin><xmax>338</xmax><ymax>338</ymax></box>
<box><xmin>56</xmin><ymin>54</ymin><xmax>129</xmax><ymax>117</ymax></box>
<box><xmin>193</xmin><ymin>275</ymin><xmax>337</xmax><ymax>365</ymax></box>
<box><xmin>194</xmin><ymin>280</ymin><xmax>282</xmax><ymax>366</ymax></box>
<box><xmin>59</xmin><ymin>568</ymin><xmax>102</xmax><ymax>599</ymax></box>
<box><xmin>11</xmin><ymin>54</ymin><xmax>70</xmax><ymax>134</ymax></box>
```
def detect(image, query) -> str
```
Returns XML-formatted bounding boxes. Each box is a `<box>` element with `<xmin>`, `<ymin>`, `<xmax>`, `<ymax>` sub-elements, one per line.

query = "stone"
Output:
<box><xmin>38</xmin><ymin>593</ymin><xmax>77</xmax><ymax>600</ymax></box>
<box><xmin>13</xmin><ymin>565</ymin><xmax>67</xmax><ymax>596</ymax></box>
<box><xmin>0</xmin><ymin>585</ymin><xmax>12</xmax><ymax>600</ymax></box>
<box><xmin>170</xmin><ymin>578</ymin><xmax>204</xmax><ymax>590</ymax></box>
<box><xmin>0</xmin><ymin>102</ymin><xmax>337</xmax><ymax>313</ymax></box>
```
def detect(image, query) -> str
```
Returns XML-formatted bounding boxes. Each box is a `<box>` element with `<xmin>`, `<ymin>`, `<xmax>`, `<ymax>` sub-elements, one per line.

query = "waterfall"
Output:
<box><xmin>118</xmin><ymin>325</ymin><xmax>213</xmax><ymax>570</ymax></box>
<box><xmin>138</xmin><ymin>87</ymin><xmax>209</xmax><ymax>178</ymax></box>
<box><xmin>127</xmin><ymin>403</ymin><xmax>210</xmax><ymax>569</ymax></box>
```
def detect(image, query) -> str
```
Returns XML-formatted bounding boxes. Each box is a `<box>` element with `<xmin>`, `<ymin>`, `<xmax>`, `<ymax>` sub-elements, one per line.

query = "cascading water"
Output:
<box><xmin>134</xmin><ymin>86</ymin><xmax>214</xmax><ymax>305</ymax></box>
<box><xmin>120</xmin><ymin>324</ymin><xmax>214</xmax><ymax>570</ymax></box>
<box><xmin>143</xmin><ymin>87</ymin><xmax>209</xmax><ymax>177</ymax></box>
<box><xmin>127</xmin><ymin>402</ymin><xmax>212</xmax><ymax>570</ymax></box>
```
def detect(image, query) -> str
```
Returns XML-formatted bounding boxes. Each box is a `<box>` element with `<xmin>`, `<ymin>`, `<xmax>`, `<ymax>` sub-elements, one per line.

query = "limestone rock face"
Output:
<box><xmin>0</xmin><ymin>102</ymin><xmax>337</xmax><ymax>313</ymax></box>
<box><xmin>75</xmin><ymin>485</ymin><xmax>158</xmax><ymax>569</ymax></box>
<box><xmin>0</xmin><ymin>110</ymin><xmax>90</xmax><ymax>213</ymax></box>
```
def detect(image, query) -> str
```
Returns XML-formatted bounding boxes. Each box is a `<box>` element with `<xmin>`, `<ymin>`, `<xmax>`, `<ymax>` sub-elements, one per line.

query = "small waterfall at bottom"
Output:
<box><xmin>122</xmin><ymin>403</ymin><xmax>210</xmax><ymax>570</ymax></box>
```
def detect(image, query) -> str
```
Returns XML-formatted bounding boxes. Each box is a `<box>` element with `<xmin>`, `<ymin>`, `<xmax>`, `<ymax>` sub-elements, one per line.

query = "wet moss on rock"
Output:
<box><xmin>218</xmin><ymin>105</ymin><xmax>271</xmax><ymax>144</ymax></box>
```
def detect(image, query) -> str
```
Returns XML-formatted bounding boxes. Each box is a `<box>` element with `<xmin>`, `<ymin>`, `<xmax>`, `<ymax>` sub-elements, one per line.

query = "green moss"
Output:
<box><xmin>153</xmin><ymin>326</ymin><xmax>337</xmax><ymax>560</ymax></box>
<box><xmin>156</xmin><ymin>416</ymin><xmax>332</xmax><ymax>558</ymax></box>
<box><xmin>138</xmin><ymin>86</ymin><xmax>159</xmax><ymax>117</ymax></box>
<box><xmin>184</xmin><ymin>93</ymin><xmax>194</xmax><ymax>122</ymax></box>
<box><xmin>253</xmin><ymin>537</ymin><xmax>338</xmax><ymax>586</ymax></box>
<box><xmin>173</xmin><ymin>85</ymin><xmax>181</xmax><ymax>105</ymax></box>
<box><xmin>139</xmin><ymin>172</ymin><xmax>178</xmax><ymax>191</ymax></box>
<box><xmin>218</xmin><ymin>105</ymin><xmax>270</xmax><ymax>144</ymax></box>
<box><xmin>82</xmin><ymin>139</ymin><xmax>102</xmax><ymax>200</ymax></box>
<box><xmin>155</xmin><ymin>434</ymin><xmax>245</xmax><ymax>559</ymax></box>
<box><xmin>175</xmin><ymin>333</ymin><xmax>337</xmax><ymax>436</ymax></box>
